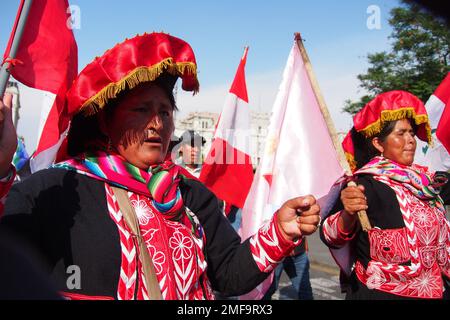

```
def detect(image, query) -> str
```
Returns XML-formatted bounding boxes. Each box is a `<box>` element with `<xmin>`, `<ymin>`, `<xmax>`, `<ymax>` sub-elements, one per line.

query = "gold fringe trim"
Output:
<box><xmin>359</xmin><ymin>107</ymin><xmax>432</xmax><ymax>144</ymax></box>
<box><xmin>79</xmin><ymin>58</ymin><xmax>198</xmax><ymax>116</ymax></box>
<box><xmin>345</xmin><ymin>152</ymin><xmax>357</xmax><ymax>173</ymax></box>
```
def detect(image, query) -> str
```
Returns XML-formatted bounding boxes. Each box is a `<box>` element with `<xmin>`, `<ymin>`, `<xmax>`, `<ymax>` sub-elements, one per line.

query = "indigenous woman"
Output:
<box><xmin>0</xmin><ymin>33</ymin><xmax>320</xmax><ymax>300</ymax></box>
<box><xmin>320</xmin><ymin>91</ymin><xmax>450</xmax><ymax>299</ymax></box>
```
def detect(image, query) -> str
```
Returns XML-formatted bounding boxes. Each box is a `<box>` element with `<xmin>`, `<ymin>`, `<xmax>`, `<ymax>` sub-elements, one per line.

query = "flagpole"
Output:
<box><xmin>0</xmin><ymin>0</ymin><xmax>34</xmax><ymax>97</ymax></box>
<box><xmin>242</xmin><ymin>46</ymin><xmax>249</xmax><ymax>61</ymax></box>
<box><xmin>294</xmin><ymin>32</ymin><xmax>372</xmax><ymax>232</ymax></box>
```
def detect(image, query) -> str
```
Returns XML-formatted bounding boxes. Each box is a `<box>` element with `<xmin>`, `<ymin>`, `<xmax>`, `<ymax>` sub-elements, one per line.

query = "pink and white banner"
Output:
<box><xmin>240</xmin><ymin>42</ymin><xmax>345</xmax><ymax>299</ymax></box>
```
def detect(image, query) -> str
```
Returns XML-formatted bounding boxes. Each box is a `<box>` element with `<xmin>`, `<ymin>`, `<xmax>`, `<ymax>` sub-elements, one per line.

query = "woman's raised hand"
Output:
<box><xmin>0</xmin><ymin>94</ymin><xmax>17</xmax><ymax>178</ymax></box>
<box><xmin>340</xmin><ymin>185</ymin><xmax>367</xmax><ymax>215</ymax></box>
<box><xmin>277</xmin><ymin>195</ymin><xmax>321</xmax><ymax>242</ymax></box>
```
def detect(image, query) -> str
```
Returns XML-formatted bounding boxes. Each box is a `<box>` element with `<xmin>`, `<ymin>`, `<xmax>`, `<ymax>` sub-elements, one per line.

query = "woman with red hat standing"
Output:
<box><xmin>0</xmin><ymin>33</ymin><xmax>321</xmax><ymax>300</ymax></box>
<box><xmin>320</xmin><ymin>91</ymin><xmax>450</xmax><ymax>299</ymax></box>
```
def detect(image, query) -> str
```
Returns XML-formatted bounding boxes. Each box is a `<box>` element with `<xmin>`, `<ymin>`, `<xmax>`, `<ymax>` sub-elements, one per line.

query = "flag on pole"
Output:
<box><xmin>4</xmin><ymin>0</ymin><xmax>78</xmax><ymax>94</ymax></box>
<box><xmin>199</xmin><ymin>47</ymin><xmax>254</xmax><ymax>209</ymax></box>
<box><xmin>239</xmin><ymin>39</ymin><xmax>345</xmax><ymax>299</ymax></box>
<box><xmin>414</xmin><ymin>73</ymin><xmax>450</xmax><ymax>172</ymax></box>
<box><xmin>3</xmin><ymin>0</ymin><xmax>78</xmax><ymax>172</ymax></box>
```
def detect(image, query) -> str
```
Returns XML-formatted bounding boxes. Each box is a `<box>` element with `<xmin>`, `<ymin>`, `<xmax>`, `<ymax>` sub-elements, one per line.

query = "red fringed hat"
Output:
<box><xmin>343</xmin><ymin>90</ymin><xmax>432</xmax><ymax>172</ymax></box>
<box><xmin>57</xmin><ymin>32</ymin><xmax>199</xmax><ymax>162</ymax></box>
<box><xmin>66</xmin><ymin>32</ymin><xmax>199</xmax><ymax>116</ymax></box>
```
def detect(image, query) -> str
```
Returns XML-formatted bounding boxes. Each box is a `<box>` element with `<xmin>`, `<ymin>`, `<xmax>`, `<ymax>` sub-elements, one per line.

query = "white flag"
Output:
<box><xmin>240</xmin><ymin>41</ymin><xmax>345</xmax><ymax>299</ymax></box>
<box><xmin>415</xmin><ymin>73</ymin><xmax>450</xmax><ymax>172</ymax></box>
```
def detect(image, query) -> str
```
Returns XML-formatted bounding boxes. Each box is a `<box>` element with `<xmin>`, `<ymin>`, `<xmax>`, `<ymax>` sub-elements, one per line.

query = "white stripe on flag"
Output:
<box><xmin>415</xmin><ymin>91</ymin><xmax>450</xmax><ymax>172</ymax></box>
<box><xmin>214</xmin><ymin>93</ymin><xmax>251</xmax><ymax>154</ymax></box>
<box><xmin>240</xmin><ymin>42</ymin><xmax>345</xmax><ymax>299</ymax></box>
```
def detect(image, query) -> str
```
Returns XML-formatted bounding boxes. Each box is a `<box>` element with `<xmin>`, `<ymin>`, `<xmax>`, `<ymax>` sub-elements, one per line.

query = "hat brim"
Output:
<box><xmin>80</xmin><ymin>59</ymin><xmax>196</xmax><ymax>116</ymax></box>
<box><xmin>66</xmin><ymin>32</ymin><xmax>200</xmax><ymax>117</ymax></box>
<box><xmin>358</xmin><ymin>107</ymin><xmax>432</xmax><ymax>144</ymax></box>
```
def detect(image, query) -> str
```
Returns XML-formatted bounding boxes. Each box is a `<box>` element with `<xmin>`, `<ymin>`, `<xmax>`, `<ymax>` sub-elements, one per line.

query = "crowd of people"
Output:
<box><xmin>0</xmin><ymin>31</ymin><xmax>449</xmax><ymax>301</ymax></box>
<box><xmin>0</xmin><ymin>33</ymin><xmax>321</xmax><ymax>300</ymax></box>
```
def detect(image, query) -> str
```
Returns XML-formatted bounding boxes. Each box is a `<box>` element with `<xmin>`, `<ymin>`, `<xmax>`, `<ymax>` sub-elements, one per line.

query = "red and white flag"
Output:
<box><xmin>3</xmin><ymin>0</ymin><xmax>78</xmax><ymax>172</ymax></box>
<box><xmin>240</xmin><ymin>41</ymin><xmax>345</xmax><ymax>299</ymax></box>
<box><xmin>199</xmin><ymin>47</ymin><xmax>254</xmax><ymax>209</ymax></box>
<box><xmin>414</xmin><ymin>73</ymin><xmax>450</xmax><ymax>171</ymax></box>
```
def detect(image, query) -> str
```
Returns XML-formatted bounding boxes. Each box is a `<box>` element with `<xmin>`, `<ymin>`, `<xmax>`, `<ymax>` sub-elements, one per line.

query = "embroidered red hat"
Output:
<box><xmin>343</xmin><ymin>90</ymin><xmax>431</xmax><ymax>172</ymax></box>
<box><xmin>65</xmin><ymin>32</ymin><xmax>199</xmax><ymax>116</ymax></box>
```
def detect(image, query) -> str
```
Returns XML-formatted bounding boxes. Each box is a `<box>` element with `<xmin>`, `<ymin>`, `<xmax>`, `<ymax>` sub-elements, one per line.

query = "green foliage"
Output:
<box><xmin>343</xmin><ymin>95</ymin><xmax>373</xmax><ymax>115</ymax></box>
<box><xmin>344</xmin><ymin>1</ymin><xmax>450</xmax><ymax>116</ymax></box>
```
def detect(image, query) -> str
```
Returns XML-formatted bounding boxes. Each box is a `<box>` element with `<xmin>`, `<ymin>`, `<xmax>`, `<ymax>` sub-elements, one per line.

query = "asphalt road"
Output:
<box><xmin>272</xmin><ymin>232</ymin><xmax>345</xmax><ymax>300</ymax></box>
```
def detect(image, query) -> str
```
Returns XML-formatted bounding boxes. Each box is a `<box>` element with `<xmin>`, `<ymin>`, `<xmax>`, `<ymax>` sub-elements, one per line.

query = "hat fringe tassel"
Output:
<box><xmin>345</xmin><ymin>151</ymin><xmax>357</xmax><ymax>173</ymax></box>
<box><xmin>360</xmin><ymin>107</ymin><xmax>432</xmax><ymax>144</ymax></box>
<box><xmin>81</xmin><ymin>58</ymin><xmax>197</xmax><ymax>115</ymax></box>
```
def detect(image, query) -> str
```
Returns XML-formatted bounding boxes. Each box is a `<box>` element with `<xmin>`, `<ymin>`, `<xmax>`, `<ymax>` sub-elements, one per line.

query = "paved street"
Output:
<box><xmin>272</xmin><ymin>232</ymin><xmax>345</xmax><ymax>300</ymax></box>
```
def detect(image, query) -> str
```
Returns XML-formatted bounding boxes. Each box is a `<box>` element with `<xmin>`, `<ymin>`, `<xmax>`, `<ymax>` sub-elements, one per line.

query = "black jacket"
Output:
<box><xmin>320</xmin><ymin>172</ymin><xmax>450</xmax><ymax>300</ymax></box>
<box><xmin>1</xmin><ymin>168</ymin><xmax>268</xmax><ymax>298</ymax></box>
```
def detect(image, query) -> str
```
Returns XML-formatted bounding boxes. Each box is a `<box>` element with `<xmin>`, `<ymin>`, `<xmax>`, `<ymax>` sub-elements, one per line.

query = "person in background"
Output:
<box><xmin>12</xmin><ymin>136</ymin><xmax>31</xmax><ymax>182</ymax></box>
<box><xmin>176</xmin><ymin>130</ymin><xmax>205</xmax><ymax>178</ymax></box>
<box><xmin>262</xmin><ymin>240</ymin><xmax>314</xmax><ymax>300</ymax></box>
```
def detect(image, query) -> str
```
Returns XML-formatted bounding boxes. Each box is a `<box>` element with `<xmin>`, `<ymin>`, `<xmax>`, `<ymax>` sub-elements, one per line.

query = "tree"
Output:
<box><xmin>343</xmin><ymin>1</ymin><xmax>450</xmax><ymax>115</ymax></box>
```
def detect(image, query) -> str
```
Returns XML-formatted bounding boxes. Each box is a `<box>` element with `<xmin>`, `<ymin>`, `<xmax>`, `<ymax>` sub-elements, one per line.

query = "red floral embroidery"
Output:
<box><xmin>169</xmin><ymin>231</ymin><xmax>194</xmax><ymax>261</ymax></box>
<box><xmin>412</xmin><ymin>207</ymin><xmax>436</xmax><ymax>228</ymax></box>
<box><xmin>322</xmin><ymin>211</ymin><xmax>356</xmax><ymax>247</ymax></box>
<box><xmin>249</xmin><ymin>211</ymin><xmax>300</xmax><ymax>273</ymax></box>
<box><xmin>368</xmin><ymin>227</ymin><xmax>410</xmax><ymax>264</ymax></box>
<box><xmin>355</xmin><ymin>177</ymin><xmax>449</xmax><ymax>299</ymax></box>
<box><xmin>61</xmin><ymin>292</ymin><xmax>114</xmax><ymax>300</ymax></box>
<box><xmin>105</xmin><ymin>186</ymin><xmax>213</xmax><ymax>300</ymax></box>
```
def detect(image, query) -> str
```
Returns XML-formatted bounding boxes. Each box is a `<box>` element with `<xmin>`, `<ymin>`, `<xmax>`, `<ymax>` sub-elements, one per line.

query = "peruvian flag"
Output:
<box><xmin>239</xmin><ymin>41</ymin><xmax>345</xmax><ymax>299</ymax></box>
<box><xmin>199</xmin><ymin>47</ymin><xmax>254</xmax><ymax>209</ymax></box>
<box><xmin>414</xmin><ymin>73</ymin><xmax>450</xmax><ymax>171</ymax></box>
<box><xmin>3</xmin><ymin>0</ymin><xmax>78</xmax><ymax>172</ymax></box>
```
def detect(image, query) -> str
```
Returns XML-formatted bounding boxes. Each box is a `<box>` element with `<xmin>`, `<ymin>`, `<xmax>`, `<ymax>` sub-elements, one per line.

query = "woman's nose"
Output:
<box><xmin>148</xmin><ymin>114</ymin><xmax>163</xmax><ymax>130</ymax></box>
<box><xmin>406</xmin><ymin>132</ymin><xmax>416</xmax><ymax>144</ymax></box>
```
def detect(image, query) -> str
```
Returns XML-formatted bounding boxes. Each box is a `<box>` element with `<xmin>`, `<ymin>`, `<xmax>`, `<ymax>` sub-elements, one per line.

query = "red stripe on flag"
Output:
<box><xmin>2</xmin><ymin>0</ymin><xmax>25</xmax><ymax>65</ymax></box>
<box><xmin>229</xmin><ymin>47</ymin><xmax>249</xmax><ymax>103</ymax></box>
<box><xmin>200</xmin><ymin>47</ymin><xmax>253</xmax><ymax>208</ymax></box>
<box><xmin>434</xmin><ymin>73</ymin><xmax>450</xmax><ymax>105</ymax></box>
<box><xmin>7</xmin><ymin>0</ymin><xmax>78</xmax><ymax>94</ymax></box>
<box><xmin>263</xmin><ymin>174</ymin><xmax>272</xmax><ymax>187</ymax></box>
<box><xmin>436</xmin><ymin>73</ymin><xmax>450</xmax><ymax>153</ymax></box>
<box><xmin>12</xmin><ymin>0</ymin><xmax>80</xmax><ymax>170</ymax></box>
<box><xmin>200</xmin><ymin>138</ymin><xmax>253</xmax><ymax>208</ymax></box>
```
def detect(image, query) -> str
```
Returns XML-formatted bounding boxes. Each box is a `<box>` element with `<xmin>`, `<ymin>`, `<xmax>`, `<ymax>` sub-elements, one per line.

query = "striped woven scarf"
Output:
<box><xmin>356</xmin><ymin>156</ymin><xmax>447</xmax><ymax>210</ymax></box>
<box><xmin>54</xmin><ymin>151</ymin><xmax>184</xmax><ymax>219</ymax></box>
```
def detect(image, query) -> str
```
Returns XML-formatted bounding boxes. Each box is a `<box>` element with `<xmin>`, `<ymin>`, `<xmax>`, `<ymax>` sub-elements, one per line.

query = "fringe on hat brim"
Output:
<box><xmin>79</xmin><ymin>58</ymin><xmax>198</xmax><ymax>116</ymax></box>
<box><xmin>359</xmin><ymin>107</ymin><xmax>432</xmax><ymax>144</ymax></box>
<box><xmin>345</xmin><ymin>152</ymin><xmax>358</xmax><ymax>173</ymax></box>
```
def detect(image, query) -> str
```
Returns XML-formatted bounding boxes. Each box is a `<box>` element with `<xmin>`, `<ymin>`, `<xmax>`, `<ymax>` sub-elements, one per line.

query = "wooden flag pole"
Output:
<box><xmin>0</xmin><ymin>0</ymin><xmax>34</xmax><ymax>96</ymax></box>
<box><xmin>294</xmin><ymin>32</ymin><xmax>372</xmax><ymax>232</ymax></box>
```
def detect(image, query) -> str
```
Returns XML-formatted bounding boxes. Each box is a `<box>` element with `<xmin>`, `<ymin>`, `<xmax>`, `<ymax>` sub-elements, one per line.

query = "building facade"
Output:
<box><xmin>174</xmin><ymin>111</ymin><xmax>270</xmax><ymax>169</ymax></box>
<box><xmin>6</xmin><ymin>81</ymin><xmax>20</xmax><ymax>129</ymax></box>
